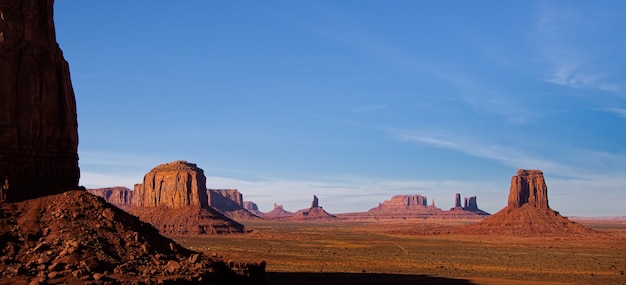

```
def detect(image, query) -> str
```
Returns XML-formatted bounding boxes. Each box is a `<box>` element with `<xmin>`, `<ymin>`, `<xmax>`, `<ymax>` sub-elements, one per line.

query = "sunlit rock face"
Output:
<box><xmin>507</xmin><ymin>169</ymin><xmax>549</xmax><ymax>210</ymax></box>
<box><xmin>0</xmin><ymin>0</ymin><xmax>79</xmax><ymax>201</ymax></box>
<box><xmin>132</xmin><ymin>161</ymin><xmax>209</xmax><ymax>209</ymax></box>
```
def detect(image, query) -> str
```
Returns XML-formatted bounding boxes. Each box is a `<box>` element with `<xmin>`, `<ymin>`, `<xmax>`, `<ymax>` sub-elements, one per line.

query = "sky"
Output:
<box><xmin>53</xmin><ymin>1</ymin><xmax>626</xmax><ymax>216</ymax></box>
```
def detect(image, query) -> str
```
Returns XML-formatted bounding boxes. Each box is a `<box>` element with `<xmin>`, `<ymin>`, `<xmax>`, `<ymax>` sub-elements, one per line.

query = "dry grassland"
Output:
<box><xmin>175</xmin><ymin>219</ymin><xmax>626</xmax><ymax>285</ymax></box>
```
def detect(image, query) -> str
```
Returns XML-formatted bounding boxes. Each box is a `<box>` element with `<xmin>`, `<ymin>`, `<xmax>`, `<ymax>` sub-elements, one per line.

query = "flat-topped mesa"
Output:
<box><xmin>508</xmin><ymin>169</ymin><xmax>549</xmax><ymax>210</ymax></box>
<box><xmin>87</xmin><ymin>187</ymin><xmax>133</xmax><ymax>208</ymax></box>
<box><xmin>132</xmin><ymin>161</ymin><xmax>209</xmax><ymax>209</ymax></box>
<box><xmin>208</xmin><ymin>189</ymin><xmax>243</xmax><ymax>211</ymax></box>
<box><xmin>369</xmin><ymin>194</ymin><xmax>429</xmax><ymax>212</ymax></box>
<box><xmin>0</xmin><ymin>0</ymin><xmax>79</xmax><ymax>201</ymax></box>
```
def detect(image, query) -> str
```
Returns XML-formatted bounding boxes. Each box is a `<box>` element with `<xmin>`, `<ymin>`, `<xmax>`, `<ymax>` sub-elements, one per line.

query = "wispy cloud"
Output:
<box><xmin>595</xmin><ymin>107</ymin><xmax>626</xmax><ymax>118</ymax></box>
<box><xmin>534</xmin><ymin>3</ymin><xmax>624</xmax><ymax>94</ymax></box>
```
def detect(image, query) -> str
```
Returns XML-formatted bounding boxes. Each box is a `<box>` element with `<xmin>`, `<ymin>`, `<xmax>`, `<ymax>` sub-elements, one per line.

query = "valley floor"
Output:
<box><xmin>174</xmin><ymin>219</ymin><xmax>626</xmax><ymax>285</ymax></box>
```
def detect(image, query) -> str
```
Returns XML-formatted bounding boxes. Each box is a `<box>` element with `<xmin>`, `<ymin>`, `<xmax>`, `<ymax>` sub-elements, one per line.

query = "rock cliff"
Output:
<box><xmin>0</xmin><ymin>0</ymin><xmax>79</xmax><ymax>201</ymax></box>
<box><xmin>208</xmin><ymin>189</ymin><xmax>243</xmax><ymax>211</ymax></box>
<box><xmin>132</xmin><ymin>161</ymin><xmax>209</xmax><ymax>209</ymax></box>
<box><xmin>87</xmin><ymin>187</ymin><xmax>133</xmax><ymax>208</ymax></box>
<box><xmin>207</xmin><ymin>189</ymin><xmax>260</xmax><ymax>220</ymax></box>
<box><xmin>508</xmin><ymin>169</ymin><xmax>549</xmax><ymax>210</ymax></box>
<box><xmin>368</xmin><ymin>194</ymin><xmax>429</xmax><ymax>212</ymax></box>
<box><xmin>129</xmin><ymin>161</ymin><xmax>244</xmax><ymax>235</ymax></box>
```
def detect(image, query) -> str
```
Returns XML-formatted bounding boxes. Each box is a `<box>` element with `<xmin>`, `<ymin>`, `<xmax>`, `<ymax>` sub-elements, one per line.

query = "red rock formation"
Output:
<box><xmin>243</xmin><ymin>201</ymin><xmax>259</xmax><ymax>212</ymax></box>
<box><xmin>291</xmin><ymin>195</ymin><xmax>336</xmax><ymax>221</ymax></box>
<box><xmin>449</xmin><ymin>193</ymin><xmax>489</xmax><ymax>215</ymax></box>
<box><xmin>87</xmin><ymin>186</ymin><xmax>133</xmax><ymax>208</ymax></box>
<box><xmin>0</xmin><ymin>0</ymin><xmax>79</xmax><ymax>201</ymax></box>
<box><xmin>208</xmin><ymin>189</ymin><xmax>243</xmax><ymax>211</ymax></box>
<box><xmin>369</xmin><ymin>194</ymin><xmax>429</xmax><ymax>212</ymax></box>
<box><xmin>263</xmin><ymin>203</ymin><xmax>294</xmax><ymax>219</ymax></box>
<box><xmin>460</xmin><ymin>169</ymin><xmax>595</xmax><ymax>235</ymax></box>
<box><xmin>243</xmin><ymin>201</ymin><xmax>264</xmax><ymax>217</ymax></box>
<box><xmin>207</xmin><ymin>189</ymin><xmax>261</xmax><ymax>220</ymax></box>
<box><xmin>508</xmin><ymin>169</ymin><xmax>549</xmax><ymax>210</ymax></box>
<box><xmin>0</xmin><ymin>190</ymin><xmax>264</xmax><ymax>283</ymax></box>
<box><xmin>129</xmin><ymin>161</ymin><xmax>244</xmax><ymax>234</ymax></box>
<box><xmin>132</xmin><ymin>161</ymin><xmax>208</xmax><ymax>209</ymax></box>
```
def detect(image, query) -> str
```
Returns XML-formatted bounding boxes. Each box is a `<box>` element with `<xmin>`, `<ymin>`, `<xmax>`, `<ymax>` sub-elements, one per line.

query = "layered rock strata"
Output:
<box><xmin>133</xmin><ymin>161</ymin><xmax>208</xmax><ymax>209</ymax></box>
<box><xmin>508</xmin><ymin>169</ymin><xmax>549</xmax><ymax>210</ymax></box>
<box><xmin>130</xmin><ymin>161</ymin><xmax>244</xmax><ymax>235</ymax></box>
<box><xmin>87</xmin><ymin>187</ymin><xmax>133</xmax><ymax>208</ymax></box>
<box><xmin>0</xmin><ymin>0</ymin><xmax>79</xmax><ymax>201</ymax></box>
<box><xmin>369</xmin><ymin>194</ymin><xmax>429</xmax><ymax>212</ymax></box>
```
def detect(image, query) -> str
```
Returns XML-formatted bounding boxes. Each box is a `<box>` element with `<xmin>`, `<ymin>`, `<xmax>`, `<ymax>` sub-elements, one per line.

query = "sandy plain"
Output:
<box><xmin>175</xmin><ymin>218</ymin><xmax>626</xmax><ymax>285</ymax></box>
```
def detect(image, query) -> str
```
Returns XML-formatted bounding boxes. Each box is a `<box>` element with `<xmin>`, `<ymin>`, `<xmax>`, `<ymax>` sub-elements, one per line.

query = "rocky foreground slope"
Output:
<box><xmin>0</xmin><ymin>191</ymin><xmax>265</xmax><ymax>284</ymax></box>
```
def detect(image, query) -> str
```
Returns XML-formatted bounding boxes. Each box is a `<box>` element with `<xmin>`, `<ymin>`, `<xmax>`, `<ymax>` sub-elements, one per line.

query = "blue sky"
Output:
<box><xmin>54</xmin><ymin>1</ymin><xmax>626</xmax><ymax>216</ymax></box>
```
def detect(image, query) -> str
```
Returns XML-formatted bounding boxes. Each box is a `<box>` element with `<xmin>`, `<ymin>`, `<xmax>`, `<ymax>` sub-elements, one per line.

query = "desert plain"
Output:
<box><xmin>176</xmin><ymin>218</ymin><xmax>626</xmax><ymax>285</ymax></box>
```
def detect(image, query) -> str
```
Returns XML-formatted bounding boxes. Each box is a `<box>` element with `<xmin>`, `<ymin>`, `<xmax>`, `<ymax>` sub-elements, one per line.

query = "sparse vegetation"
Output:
<box><xmin>175</xmin><ymin>219</ymin><xmax>626</xmax><ymax>285</ymax></box>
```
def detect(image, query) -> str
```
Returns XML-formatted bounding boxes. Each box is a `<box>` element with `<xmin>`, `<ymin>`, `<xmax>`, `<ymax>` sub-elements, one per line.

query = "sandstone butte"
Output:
<box><xmin>0</xmin><ymin>1</ymin><xmax>264</xmax><ymax>283</ymax></box>
<box><xmin>369</xmin><ymin>194</ymin><xmax>431</xmax><ymax>212</ymax></box>
<box><xmin>130</xmin><ymin>161</ymin><xmax>245</xmax><ymax>235</ymax></box>
<box><xmin>291</xmin><ymin>195</ymin><xmax>337</xmax><ymax>221</ymax></box>
<box><xmin>262</xmin><ymin>203</ymin><xmax>295</xmax><ymax>219</ymax></box>
<box><xmin>208</xmin><ymin>189</ymin><xmax>260</xmax><ymax>220</ymax></box>
<box><xmin>87</xmin><ymin>187</ymin><xmax>133</xmax><ymax>209</ymax></box>
<box><xmin>243</xmin><ymin>200</ymin><xmax>264</xmax><ymax>217</ymax></box>
<box><xmin>460</xmin><ymin>169</ymin><xmax>597</xmax><ymax>235</ymax></box>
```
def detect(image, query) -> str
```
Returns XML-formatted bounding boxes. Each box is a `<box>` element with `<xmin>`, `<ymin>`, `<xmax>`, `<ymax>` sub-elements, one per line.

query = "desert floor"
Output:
<box><xmin>175</xmin><ymin>219</ymin><xmax>626</xmax><ymax>285</ymax></box>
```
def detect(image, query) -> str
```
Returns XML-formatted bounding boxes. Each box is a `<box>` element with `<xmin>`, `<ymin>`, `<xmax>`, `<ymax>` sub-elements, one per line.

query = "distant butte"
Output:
<box><xmin>291</xmin><ymin>195</ymin><xmax>336</xmax><ymax>221</ymax></box>
<box><xmin>459</xmin><ymin>169</ymin><xmax>597</xmax><ymax>235</ymax></box>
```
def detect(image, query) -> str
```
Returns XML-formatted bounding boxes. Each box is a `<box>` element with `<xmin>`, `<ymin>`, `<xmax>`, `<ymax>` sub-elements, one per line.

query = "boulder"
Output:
<box><xmin>0</xmin><ymin>0</ymin><xmax>79</xmax><ymax>201</ymax></box>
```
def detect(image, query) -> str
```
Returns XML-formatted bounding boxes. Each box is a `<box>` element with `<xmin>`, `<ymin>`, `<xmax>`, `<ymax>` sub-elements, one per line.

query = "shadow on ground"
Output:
<box><xmin>266</xmin><ymin>272</ymin><xmax>477</xmax><ymax>285</ymax></box>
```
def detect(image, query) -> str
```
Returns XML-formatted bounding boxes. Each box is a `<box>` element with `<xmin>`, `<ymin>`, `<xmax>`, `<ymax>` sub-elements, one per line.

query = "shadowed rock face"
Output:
<box><xmin>87</xmin><ymin>187</ymin><xmax>133</xmax><ymax>208</ymax></box>
<box><xmin>132</xmin><ymin>161</ymin><xmax>209</xmax><ymax>209</ymax></box>
<box><xmin>508</xmin><ymin>169</ymin><xmax>549</xmax><ymax>210</ymax></box>
<box><xmin>208</xmin><ymin>189</ymin><xmax>243</xmax><ymax>211</ymax></box>
<box><xmin>0</xmin><ymin>0</ymin><xmax>79</xmax><ymax>201</ymax></box>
